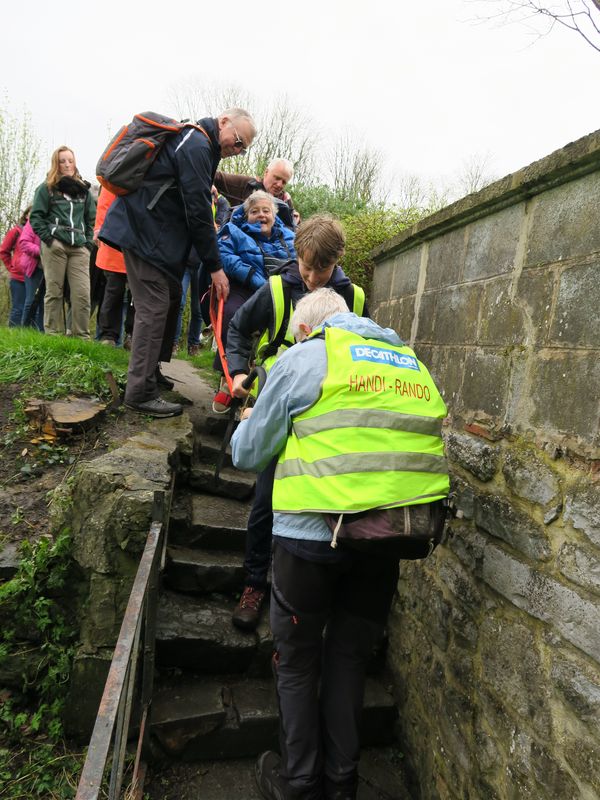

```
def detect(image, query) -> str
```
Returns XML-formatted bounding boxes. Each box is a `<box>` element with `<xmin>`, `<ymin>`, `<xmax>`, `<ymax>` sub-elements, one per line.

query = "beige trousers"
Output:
<box><xmin>41</xmin><ymin>240</ymin><xmax>91</xmax><ymax>337</ymax></box>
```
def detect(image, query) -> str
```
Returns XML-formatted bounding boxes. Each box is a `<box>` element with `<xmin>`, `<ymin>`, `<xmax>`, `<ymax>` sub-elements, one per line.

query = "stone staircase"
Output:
<box><xmin>145</xmin><ymin>380</ymin><xmax>412</xmax><ymax>799</ymax></box>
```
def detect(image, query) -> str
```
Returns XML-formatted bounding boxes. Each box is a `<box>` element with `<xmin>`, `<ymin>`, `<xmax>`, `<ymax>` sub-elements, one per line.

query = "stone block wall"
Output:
<box><xmin>371</xmin><ymin>129</ymin><xmax>600</xmax><ymax>799</ymax></box>
<box><xmin>52</xmin><ymin>416</ymin><xmax>194</xmax><ymax>740</ymax></box>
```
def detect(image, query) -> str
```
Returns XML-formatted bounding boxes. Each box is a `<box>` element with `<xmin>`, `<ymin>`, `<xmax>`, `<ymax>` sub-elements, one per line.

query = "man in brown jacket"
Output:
<box><xmin>214</xmin><ymin>158</ymin><xmax>295</xmax><ymax>228</ymax></box>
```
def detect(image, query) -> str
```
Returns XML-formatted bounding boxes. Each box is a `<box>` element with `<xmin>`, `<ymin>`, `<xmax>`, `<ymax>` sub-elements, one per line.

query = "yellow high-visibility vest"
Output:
<box><xmin>272</xmin><ymin>325</ymin><xmax>449</xmax><ymax>514</ymax></box>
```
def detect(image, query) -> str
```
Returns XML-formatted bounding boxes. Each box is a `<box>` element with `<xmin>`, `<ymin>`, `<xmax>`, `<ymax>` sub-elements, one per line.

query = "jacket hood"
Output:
<box><xmin>281</xmin><ymin>261</ymin><xmax>352</xmax><ymax>290</ymax></box>
<box><xmin>321</xmin><ymin>312</ymin><xmax>404</xmax><ymax>346</ymax></box>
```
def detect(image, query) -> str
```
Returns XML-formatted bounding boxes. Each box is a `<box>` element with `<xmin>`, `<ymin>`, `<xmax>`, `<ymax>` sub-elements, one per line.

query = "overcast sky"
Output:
<box><xmin>2</xmin><ymin>0</ymin><xmax>597</xmax><ymax>202</ymax></box>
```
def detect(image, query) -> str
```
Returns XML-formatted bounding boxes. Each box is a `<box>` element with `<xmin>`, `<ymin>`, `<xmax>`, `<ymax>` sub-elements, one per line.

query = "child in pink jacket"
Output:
<box><xmin>16</xmin><ymin>219</ymin><xmax>45</xmax><ymax>330</ymax></box>
<box><xmin>0</xmin><ymin>208</ymin><xmax>28</xmax><ymax>326</ymax></box>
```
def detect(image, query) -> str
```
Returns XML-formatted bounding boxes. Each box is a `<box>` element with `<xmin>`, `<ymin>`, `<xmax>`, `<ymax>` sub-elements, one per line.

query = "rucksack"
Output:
<box><xmin>96</xmin><ymin>111</ymin><xmax>209</xmax><ymax>197</ymax></box>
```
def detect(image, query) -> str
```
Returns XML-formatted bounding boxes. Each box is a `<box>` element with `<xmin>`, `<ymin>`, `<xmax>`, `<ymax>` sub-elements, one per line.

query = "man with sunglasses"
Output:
<box><xmin>101</xmin><ymin>108</ymin><xmax>256</xmax><ymax>417</ymax></box>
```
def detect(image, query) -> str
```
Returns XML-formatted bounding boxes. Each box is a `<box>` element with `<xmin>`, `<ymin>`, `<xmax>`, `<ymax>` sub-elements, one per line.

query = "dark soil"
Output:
<box><xmin>0</xmin><ymin>382</ymin><xmax>150</xmax><ymax>548</ymax></box>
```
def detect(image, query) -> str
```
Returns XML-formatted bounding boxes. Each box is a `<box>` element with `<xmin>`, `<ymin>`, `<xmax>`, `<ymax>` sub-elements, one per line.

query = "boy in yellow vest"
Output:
<box><xmin>227</xmin><ymin>215</ymin><xmax>368</xmax><ymax>631</ymax></box>
<box><xmin>231</xmin><ymin>289</ymin><xmax>448</xmax><ymax>800</ymax></box>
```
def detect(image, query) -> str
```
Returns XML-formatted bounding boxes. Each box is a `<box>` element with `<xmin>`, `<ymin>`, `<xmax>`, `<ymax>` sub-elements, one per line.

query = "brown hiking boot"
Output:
<box><xmin>232</xmin><ymin>586</ymin><xmax>266</xmax><ymax>631</ymax></box>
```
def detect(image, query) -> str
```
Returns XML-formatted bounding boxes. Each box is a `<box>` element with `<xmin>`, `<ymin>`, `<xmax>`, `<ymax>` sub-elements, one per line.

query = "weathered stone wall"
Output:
<box><xmin>371</xmin><ymin>129</ymin><xmax>600</xmax><ymax>800</ymax></box>
<box><xmin>51</xmin><ymin>416</ymin><xmax>194</xmax><ymax>739</ymax></box>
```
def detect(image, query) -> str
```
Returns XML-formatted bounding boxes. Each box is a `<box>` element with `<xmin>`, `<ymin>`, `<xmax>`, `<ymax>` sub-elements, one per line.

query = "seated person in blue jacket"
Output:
<box><xmin>212</xmin><ymin>189</ymin><xmax>296</xmax><ymax>412</ymax></box>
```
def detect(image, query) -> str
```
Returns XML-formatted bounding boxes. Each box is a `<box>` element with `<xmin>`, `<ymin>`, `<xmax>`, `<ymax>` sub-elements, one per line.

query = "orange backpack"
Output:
<box><xmin>96</xmin><ymin>111</ymin><xmax>208</xmax><ymax>196</ymax></box>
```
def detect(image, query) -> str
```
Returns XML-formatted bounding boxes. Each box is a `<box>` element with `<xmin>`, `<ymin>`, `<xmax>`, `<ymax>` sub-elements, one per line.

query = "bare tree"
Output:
<box><xmin>392</xmin><ymin>173</ymin><xmax>453</xmax><ymax>215</ymax></box>
<box><xmin>168</xmin><ymin>81</ymin><xmax>317</xmax><ymax>182</ymax></box>
<box><xmin>326</xmin><ymin>134</ymin><xmax>386</xmax><ymax>206</ymax></box>
<box><xmin>471</xmin><ymin>0</ymin><xmax>600</xmax><ymax>53</ymax></box>
<box><xmin>0</xmin><ymin>104</ymin><xmax>43</xmax><ymax>235</ymax></box>
<box><xmin>455</xmin><ymin>151</ymin><xmax>498</xmax><ymax>196</ymax></box>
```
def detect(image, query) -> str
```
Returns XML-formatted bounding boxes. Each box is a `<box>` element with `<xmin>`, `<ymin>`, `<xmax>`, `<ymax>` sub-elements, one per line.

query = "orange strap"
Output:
<box><xmin>209</xmin><ymin>285</ymin><xmax>234</xmax><ymax>395</ymax></box>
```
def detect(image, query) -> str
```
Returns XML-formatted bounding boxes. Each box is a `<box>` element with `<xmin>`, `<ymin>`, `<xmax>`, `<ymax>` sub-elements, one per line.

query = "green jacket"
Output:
<box><xmin>30</xmin><ymin>178</ymin><xmax>96</xmax><ymax>249</ymax></box>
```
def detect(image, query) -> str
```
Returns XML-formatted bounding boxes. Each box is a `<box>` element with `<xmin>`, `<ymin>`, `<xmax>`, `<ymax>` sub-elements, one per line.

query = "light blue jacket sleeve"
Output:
<box><xmin>231</xmin><ymin>340</ymin><xmax>326</xmax><ymax>473</ymax></box>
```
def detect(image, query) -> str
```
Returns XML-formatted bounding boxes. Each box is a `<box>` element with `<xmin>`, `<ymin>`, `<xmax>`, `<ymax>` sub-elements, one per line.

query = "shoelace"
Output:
<box><xmin>240</xmin><ymin>588</ymin><xmax>264</xmax><ymax>609</ymax></box>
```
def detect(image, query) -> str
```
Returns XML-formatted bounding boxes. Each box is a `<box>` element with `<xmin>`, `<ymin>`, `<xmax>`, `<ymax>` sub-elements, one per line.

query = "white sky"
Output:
<box><xmin>2</xmin><ymin>0</ymin><xmax>598</xmax><ymax>201</ymax></box>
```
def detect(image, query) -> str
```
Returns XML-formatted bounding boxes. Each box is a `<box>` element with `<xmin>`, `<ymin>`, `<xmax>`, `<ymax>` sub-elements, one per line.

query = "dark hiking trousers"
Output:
<box><xmin>123</xmin><ymin>250</ymin><xmax>181</xmax><ymax>404</ymax></box>
<box><xmin>269</xmin><ymin>541</ymin><xmax>401</xmax><ymax>800</ymax></box>
<box><xmin>98</xmin><ymin>271</ymin><xmax>127</xmax><ymax>343</ymax></box>
<box><xmin>244</xmin><ymin>456</ymin><xmax>278</xmax><ymax>590</ymax></box>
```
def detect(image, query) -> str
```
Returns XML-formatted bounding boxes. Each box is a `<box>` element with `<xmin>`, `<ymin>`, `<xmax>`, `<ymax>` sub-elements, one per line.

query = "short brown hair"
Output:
<box><xmin>294</xmin><ymin>214</ymin><xmax>345</xmax><ymax>269</ymax></box>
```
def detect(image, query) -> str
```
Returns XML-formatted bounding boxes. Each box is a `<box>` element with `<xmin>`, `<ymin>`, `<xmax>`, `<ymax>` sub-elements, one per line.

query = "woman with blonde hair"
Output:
<box><xmin>30</xmin><ymin>146</ymin><xmax>96</xmax><ymax>337</ymax></box>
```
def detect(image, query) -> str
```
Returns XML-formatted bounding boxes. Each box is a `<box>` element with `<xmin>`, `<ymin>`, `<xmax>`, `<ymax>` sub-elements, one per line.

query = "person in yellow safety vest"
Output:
<box><xmin>231</xmin><ymin>288</ymin><xmax>449</xmax><ymax>800</ymax></box>
<box><xmin>226</xmin><ymin>215</ymin><xmax>368</xmax><ymax>633</ymax></box>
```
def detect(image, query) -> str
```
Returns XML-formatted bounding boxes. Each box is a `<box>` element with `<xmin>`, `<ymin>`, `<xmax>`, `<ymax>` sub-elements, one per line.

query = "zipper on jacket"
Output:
<box><xmin>69</xmin><ymin>200</ymin><xmax>75</xmax><ymax>245</ymax></box>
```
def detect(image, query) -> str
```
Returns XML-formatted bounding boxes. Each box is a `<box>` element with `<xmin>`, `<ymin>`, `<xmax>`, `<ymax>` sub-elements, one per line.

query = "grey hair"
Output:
<box><xmin>243</xmin><ymin>189</ymin><xmax>278</xmax><ymax>217</ymax></box>
<box><xmin>266</xmin><ymin>158</ymin><xmax>294</xmax><ymax>179</ymax></box>
<box><xmin>291</xmin><ymin>288</ymin><xmax>349</xmax><ymax>341</ymax></box>
<box><xmin>219</xmin><ymin>108</ymin><xmax>257</xmax><ymax>139</ymax></box>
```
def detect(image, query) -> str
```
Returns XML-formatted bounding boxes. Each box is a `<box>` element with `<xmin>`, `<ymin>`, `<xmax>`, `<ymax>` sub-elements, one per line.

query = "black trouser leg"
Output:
<box><xmin>244</xmin><ymin>456</ymin><xmax>277</xmax><ymax>589</ymax></box>
<box><xmin>98</xmin><ymin>271</ymin><xmax>127</xmax><ymax>342</ymax></box>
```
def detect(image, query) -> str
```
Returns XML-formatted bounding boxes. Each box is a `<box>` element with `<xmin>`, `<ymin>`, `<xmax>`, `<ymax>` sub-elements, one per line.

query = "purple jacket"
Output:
<box><xmin>15</xmin><ymin>220</ymin><xmax>41</xmax><ymax>278</ymax></box>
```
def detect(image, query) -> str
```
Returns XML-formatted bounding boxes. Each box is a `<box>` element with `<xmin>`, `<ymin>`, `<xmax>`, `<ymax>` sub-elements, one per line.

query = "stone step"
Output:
<box><xmin>145</xmin><ymin>750</ymin><xmax>411</xmax><ymax>800</ymax></box>
<box><xmin>196</xmin><ymin>432</ymin><xmax>234</xmax><ymax>471</ymax></box>
<box><xmin>169</xmin><ymin>494</ymin><xmax>251</xmax><ymax>551</ymax></box>
<box><xmin>155</xmin><ymin>590</ymin><xmax>272</xmax><ymax>676</ymax></box>
<box><xmin>188</xmin><ymin>464</ymin><xmax>255</xmax><ymax>500</ymax></box>
<box><xmin>164</xmin><ymin>546</ymin><xmax>245</xmax><ymax>595</ymax></box>
<box><xmin>202</xmin><ymin>412</ymin><xmax>236</xmax><ymax>439</ymax></box>
<box><xmin>150</xmin><ymin>675</ymin><xmax>398</xmax><ymax>762</ymax></box>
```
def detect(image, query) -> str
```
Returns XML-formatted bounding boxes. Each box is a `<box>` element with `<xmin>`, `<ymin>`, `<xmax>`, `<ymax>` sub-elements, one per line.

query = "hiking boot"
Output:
<box><xmin>232</xmin><ymin>586</ymin><xmax>266</xmax><ymax>631</ymax></box>
<box><xmin>255</xmin><ymin>751</ymin><xmax>286</xmax><ymax>800</ymax></box>
<box><xmin>255</xmin><ymin>751</ymin><xmax>321</xmax><ymax>800</ymax></box>
<box><xmin>99</xmin><ymin>338</ymin><xmax>116</xmax><ymax>346</ymax></box>
<box><xmin>125</xmin><ymin>397</ymin><xmax>182</xmax><ymax>418</ymax></box>
<box><xmin>187</xmin><ymin>343</ymin><xmax>201</xmax><ymax>356</ymax></box>
<box><xmin>123</xmin><ymin>333</ymin><xmax>133</xmax><ymax>351</ymax></box>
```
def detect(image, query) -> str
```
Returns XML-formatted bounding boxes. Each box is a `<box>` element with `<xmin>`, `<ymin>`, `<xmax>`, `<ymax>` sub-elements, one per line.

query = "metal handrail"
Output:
<box><xmin>75</xmin><ymin>490</ymin><xmax>167</xmax><ymax>800</ymax></box>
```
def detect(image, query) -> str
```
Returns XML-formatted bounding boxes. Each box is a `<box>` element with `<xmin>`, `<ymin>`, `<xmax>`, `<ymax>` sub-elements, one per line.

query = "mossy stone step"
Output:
<box><xmin>188</xmin><ymin>464</ymin><xmax>255</xmax><ymax>500</ymax></box>
<box><xmin>145</xmin><ymin>752</ymin><xmax>409</xmax><ymax>800</ymax></box>
<box><xmin>164</xmin><ymin>545</ymin><xmax>245</xmax><ymax>595</ymax></box>
<box><xmin>169</xmin><ymin>494</ymin><xmax>251</xmax><ymax>551</ymax></box>
<box><xmin>155</xmin><ymin>591</ymin><xmax>271</xmax><ymax>675</ymax></box>
<box><xmin>196</xmin><ymin>432</ymin><xmax>234</xmax><ymax>470</ymax></box>
<box><xmin>150</xmin><ymin>675</ymin><xmax>397</xmax><ymax>762</ymax></box>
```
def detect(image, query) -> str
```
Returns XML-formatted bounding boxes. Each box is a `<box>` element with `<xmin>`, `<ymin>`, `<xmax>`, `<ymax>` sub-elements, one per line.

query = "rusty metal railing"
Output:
<box><xmin>75</xmin><ymin>490</ymin><xmax>168</xmax><ymax>800</ymax></box>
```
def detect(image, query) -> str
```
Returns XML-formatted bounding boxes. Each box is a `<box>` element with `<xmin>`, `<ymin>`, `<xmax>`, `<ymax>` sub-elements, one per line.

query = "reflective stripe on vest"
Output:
<box><xmin>272</xmin><ymin>326</ymin><xmax>449</xmax><ymax>514</ymax></box>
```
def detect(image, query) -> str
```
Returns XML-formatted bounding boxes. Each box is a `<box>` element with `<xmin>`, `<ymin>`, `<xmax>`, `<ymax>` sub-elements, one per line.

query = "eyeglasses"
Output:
<box><xmin>232</xmin><ymin>125</ymin><xmax>249</xmax><ymax>156</ymax></box>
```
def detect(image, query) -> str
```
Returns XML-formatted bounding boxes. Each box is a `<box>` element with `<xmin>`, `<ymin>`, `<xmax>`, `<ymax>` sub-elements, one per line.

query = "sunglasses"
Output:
<box><xmin>232</xmin><ymin>125</ymin><xmax>249</xmax><ymax>156</ymax></box>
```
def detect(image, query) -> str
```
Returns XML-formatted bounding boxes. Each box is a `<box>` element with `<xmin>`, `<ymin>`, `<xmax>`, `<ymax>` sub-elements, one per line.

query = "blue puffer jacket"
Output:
<box><xmin>217</xmin><ymin>205</ymin><xmax>296</xmax><ymax>292</ymax></box>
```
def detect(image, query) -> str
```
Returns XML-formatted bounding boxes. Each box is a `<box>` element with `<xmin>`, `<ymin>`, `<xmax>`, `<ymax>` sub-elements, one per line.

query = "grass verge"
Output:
<box><xmin>0</xmin><ymin>328</ymin><xmax>130</xmax><ymax>401</ymax></box>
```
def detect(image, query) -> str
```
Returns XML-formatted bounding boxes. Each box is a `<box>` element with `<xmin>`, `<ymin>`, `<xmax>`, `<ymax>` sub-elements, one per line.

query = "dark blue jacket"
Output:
<box><xmin>226</xmin><ymin>260</ymin><xmax>369</xmax><ymax>376</ymax></box>
<box><xmin>99</xmin><ymin>117</ymin><xmax>222</xmax><ymax>282</ymax></box>
<box><xmin>217</xmin><ymin>205</ymin><xmax>296</xmax><ymax>292</ymax></box>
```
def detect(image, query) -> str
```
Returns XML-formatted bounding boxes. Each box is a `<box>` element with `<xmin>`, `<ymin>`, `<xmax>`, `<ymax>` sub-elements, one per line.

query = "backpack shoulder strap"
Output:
<box><xmin>351</xmin><ymin>283</ymin><xmax>366</xmax><ymax>315</ymax></box>
<box><xmin>259</xmin><ymin>276</ymin><xmax>293</xmax><ymax>360</ymax></box>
